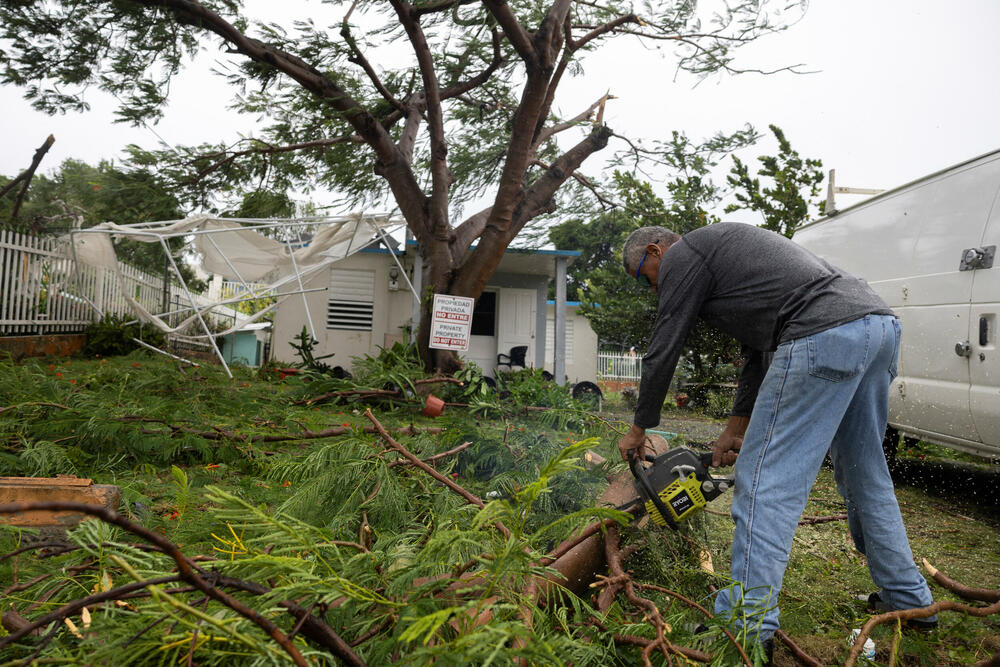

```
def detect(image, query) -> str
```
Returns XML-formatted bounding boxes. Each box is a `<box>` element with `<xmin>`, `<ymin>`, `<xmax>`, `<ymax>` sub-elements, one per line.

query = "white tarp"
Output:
<box><xmin>65</xmin><ymin>213</ymin><xmax>404</xmax><ymax>338</ymax></box>
<box><xmin>75</xmin><ymin>213</ymin><xmax>397</xmax><ymax>282</ymax></box>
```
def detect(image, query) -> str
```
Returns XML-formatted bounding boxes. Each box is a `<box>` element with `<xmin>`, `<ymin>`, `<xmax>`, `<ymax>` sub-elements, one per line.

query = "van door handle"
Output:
<box><xmin>982</xmin><ymin>317</ymin><xmax>990</xmax><ymax>346</ymax></box>
<box><xmin>959</xmin><ymin>245</ymin><xmax>996</xmax><ymax>270</ymax></box>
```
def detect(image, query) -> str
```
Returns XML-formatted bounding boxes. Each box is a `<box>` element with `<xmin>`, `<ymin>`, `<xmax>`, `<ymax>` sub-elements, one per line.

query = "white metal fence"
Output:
<box><xmin>0</xmin><ymin>229</ymin><xmax>234</xmax><ymax>337</ymax></box>
<box><xmin>597</xmin><ymin>351</ymin><xmax>642</xmax><ymax>382</ymax></box>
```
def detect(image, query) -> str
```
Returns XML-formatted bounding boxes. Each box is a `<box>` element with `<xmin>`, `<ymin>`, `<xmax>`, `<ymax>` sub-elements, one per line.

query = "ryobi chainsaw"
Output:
<box><xmin>625</xmin><ymin>447</ymin><xmax>734</xmax><ymax>529</ymax></box>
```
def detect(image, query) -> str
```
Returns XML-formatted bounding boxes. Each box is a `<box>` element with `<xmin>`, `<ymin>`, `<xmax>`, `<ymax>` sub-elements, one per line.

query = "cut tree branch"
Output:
<box><xmin>0</xmin><ymin>134</ymin><xmax>54</xmax><ymax>225</ymax></box>
<box><xmin>923</xmin><ymin>558</ymin><xmax>1000</xmax><ymax>603</ymax></box>
<box><xmin>531</xmin><ymin>93</ymin><xmax>613</xmax><ymax>151</ymax></box>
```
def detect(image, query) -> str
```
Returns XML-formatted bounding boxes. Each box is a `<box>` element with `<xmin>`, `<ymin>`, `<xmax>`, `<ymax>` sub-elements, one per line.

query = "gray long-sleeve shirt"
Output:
<box><xmin>633</xmin><ymin>222</ymin><xmax>892</xmax><ymax>428</ymax></box>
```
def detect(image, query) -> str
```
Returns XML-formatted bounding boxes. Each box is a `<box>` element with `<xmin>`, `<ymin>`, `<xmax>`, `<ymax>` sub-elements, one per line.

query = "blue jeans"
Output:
<box><xmin>714</xmin><ymin>315</ymin><xmax>935</xmax><ymax>639</ymax></box>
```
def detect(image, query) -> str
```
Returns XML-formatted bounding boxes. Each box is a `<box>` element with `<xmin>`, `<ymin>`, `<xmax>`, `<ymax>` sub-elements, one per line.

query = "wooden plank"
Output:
<box><xmin>0</xmin><ymin>476</ymin><xmax>94</xmax><ymax>487</ymax></box>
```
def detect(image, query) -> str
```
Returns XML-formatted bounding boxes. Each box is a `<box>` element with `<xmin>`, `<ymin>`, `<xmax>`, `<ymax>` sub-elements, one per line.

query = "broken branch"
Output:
<box><xmin>923</xmin><ymin>558</ymin><xmax>1000</xmax><ymax>603</ymax></box>
<box><xmin>364</xmin><ymin>409</ymin><xmax>511</xmax><ymax>539</ymax></box>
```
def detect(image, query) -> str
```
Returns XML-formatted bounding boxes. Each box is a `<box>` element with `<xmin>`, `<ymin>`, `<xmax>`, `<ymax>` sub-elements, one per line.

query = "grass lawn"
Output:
<box><xmin>1</xmin><ymin>352</ymin><xmax>997</xmax><ymax>665</ymax></box>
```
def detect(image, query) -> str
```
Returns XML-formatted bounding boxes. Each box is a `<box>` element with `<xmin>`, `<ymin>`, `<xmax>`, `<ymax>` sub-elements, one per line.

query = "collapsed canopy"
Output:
<box><xmin>66</xmin><ymin>212</ymin><xmax>405</xmax><ymax>341</ymax></box>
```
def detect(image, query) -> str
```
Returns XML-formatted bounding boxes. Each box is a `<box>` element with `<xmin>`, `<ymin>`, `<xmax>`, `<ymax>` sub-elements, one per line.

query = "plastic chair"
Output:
<box><xmin>496</xmin><ymin>345</ymin><xmax>528</xmax><ymax>370</ymax></box>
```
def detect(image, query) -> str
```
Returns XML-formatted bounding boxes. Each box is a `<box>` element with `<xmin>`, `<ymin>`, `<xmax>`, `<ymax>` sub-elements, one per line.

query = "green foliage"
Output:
<box><xmin>288</xmin><ymin>324</ymin><xmax>338</xmax><ymax>374</ymax></box>
<box><xmin>82</xmin><ymin>313</ymin><xmax>168</xmax><ymax>357</ymax></box>
<box><xmin>169</xmin><ymin>464</ymin><xmax>192</xmax><ymax>525</ymax></box>
<box><xmin>658</xmin><ymin>125</ymin><xmax>761</xmax><ymax>234</ymax></box>
<box><xmin>0</xmin><ymin>354</ymin><xmax>278</xmax><ymax>473</ymax></box>
<box><xmin>2</xmin><ymin>355</ymin><xmax>996</xmax><ymax>665</ymax></box>
<box><xmin>351</xmin><ymin>340</ymin><xmax>425</xmax><ymax>395</ymax></box>
<box><xmin>725</xmin><ymin>124</ymin><xmax>825</xmax><ymax>238</ymax></box>
<box><xmin>552</xmin><ymin>134</ymin><xmax>744</xmax><ymax>387</ymax></box>
<box><xmin>494</xmin><ymin>369</ymin><xmax>577</xmax><ymax>410</ymax></box>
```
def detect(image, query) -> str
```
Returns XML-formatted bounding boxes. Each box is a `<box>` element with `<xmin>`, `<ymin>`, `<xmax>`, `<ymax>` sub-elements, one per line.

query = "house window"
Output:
<box><xmin>545</xmin><ymin>317</ymin><xmax>574</xmax><ymax>363</ymax></box>
<box><xmin>327</xmin><ymin>269</ymin><xmax>375</xmax><ymax>331</ymax></box>
<box><xmin>471</xmin><ymin>291</ymin><xmax>497</xmax><ymax>336</ymax></box>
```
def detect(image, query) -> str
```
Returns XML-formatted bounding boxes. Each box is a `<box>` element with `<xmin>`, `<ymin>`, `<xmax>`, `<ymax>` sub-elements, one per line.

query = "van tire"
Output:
<box><xmin>882</xmin><ymin>426</ymin><xmax>900</xmax><ymax>471</ymax></box>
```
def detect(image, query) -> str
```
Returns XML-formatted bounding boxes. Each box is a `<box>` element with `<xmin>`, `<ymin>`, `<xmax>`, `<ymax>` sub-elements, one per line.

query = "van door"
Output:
<box><xmin>891</xmin><ymin>158</ymin><xmax>1000</xmax><ymax>446</ymax></box>
<box><xmin>498</xmin><ymin>288</ymin><xmax>536</xmax><ymax>368</ymax></box>
<box><xmin>968</xmin><ymin>184</ymin><xmax>1000</xmax><ymax>454</ymax></box>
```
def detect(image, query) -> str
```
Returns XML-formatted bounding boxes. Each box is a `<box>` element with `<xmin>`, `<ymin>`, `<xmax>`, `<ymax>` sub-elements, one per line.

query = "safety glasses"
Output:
<box><xmin>634</xmin><ymin>239</ymin><xmax>659</xmax><ymax>290</ymax></box>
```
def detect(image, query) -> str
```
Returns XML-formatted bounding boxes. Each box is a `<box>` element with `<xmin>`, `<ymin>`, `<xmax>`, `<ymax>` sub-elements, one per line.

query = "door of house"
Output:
<box><xmin>498</xmin><ymin>288</ymin><xmax>536</xmax><ymax>368</ymax></box>
<box><xmin>465</xmin><ymin>290</ymin><xmax>498</xmax><ymax>375</ymax></box>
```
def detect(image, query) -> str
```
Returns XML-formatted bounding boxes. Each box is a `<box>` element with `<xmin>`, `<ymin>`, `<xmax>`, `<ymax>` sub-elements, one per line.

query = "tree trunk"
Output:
<box><xmin>415</xmin><ymin>239</ymin><xmax>465</xmax><ymax>374</ymax></box>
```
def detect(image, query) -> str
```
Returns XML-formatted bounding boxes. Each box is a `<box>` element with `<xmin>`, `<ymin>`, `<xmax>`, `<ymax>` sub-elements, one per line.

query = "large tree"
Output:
<box><xmin>0</xmin><ymin>0</ymin><xmax>804</xmax><ymax>371</ymax></box>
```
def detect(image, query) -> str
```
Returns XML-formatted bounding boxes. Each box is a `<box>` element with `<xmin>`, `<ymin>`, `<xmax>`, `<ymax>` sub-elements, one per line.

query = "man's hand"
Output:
<box><xmin>711</xmin><ymin>415</ymin><xmax>750</xmax><ymax>467</ymax></box>
<box><xmin>618</xmin><ymin>424</ymin><xmax>649</xmax><ymax>462</ymax></box>
<box><xmin>712</xmin><ymin>432</ymin><xmax>742</xmax><ymax>467</ymax></box>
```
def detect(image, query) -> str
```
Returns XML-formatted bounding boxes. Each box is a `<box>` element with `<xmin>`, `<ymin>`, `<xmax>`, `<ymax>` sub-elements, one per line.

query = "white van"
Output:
<box><xmin>794</xmin><ymin>150</ymin><xmax>1000</xmax><ymax>462</ymax></box>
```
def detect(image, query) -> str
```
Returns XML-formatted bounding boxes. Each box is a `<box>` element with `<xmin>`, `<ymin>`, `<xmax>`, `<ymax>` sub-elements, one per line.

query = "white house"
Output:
<box><xmin>271</xmin><ymin>241</ymin><xmax>598</xmax><ymax>384</ymax></box>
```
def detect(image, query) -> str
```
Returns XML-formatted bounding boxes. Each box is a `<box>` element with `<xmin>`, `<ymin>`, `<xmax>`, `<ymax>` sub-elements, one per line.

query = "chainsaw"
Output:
<box><xmin>625</xmin><ymin>447</ymin><xmax>734</xmax><ymax>529</ymax></box>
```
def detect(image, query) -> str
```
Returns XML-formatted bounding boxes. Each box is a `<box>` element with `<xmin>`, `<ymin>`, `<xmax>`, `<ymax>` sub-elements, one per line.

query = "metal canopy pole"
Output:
<box><xmin>125</xmin><ymin>286</ymin><xmax>327</xmax><ymax>326</ymax></box>
<box><xmin>157</xmin><ymin>236</ymin><xmax>232</xmax><ymax>378</ymax></box>
<box><xmin>285</xmin><ymin>234</ymin><xmax>316</xmax><ymax>341</ymax></box>
<box><xmin>67</xmin><ymin>231</ymin><xmax>104</xmax><ymax>317</ymax></box>
<box><xmin>371</xmin><ymin>221</ymin><xmax>419</xmax><ymax>302</ymax></box>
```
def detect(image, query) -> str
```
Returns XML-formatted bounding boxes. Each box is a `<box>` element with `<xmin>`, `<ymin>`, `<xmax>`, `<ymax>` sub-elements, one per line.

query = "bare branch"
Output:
<box><xmin>480</xmin><ymin>0</ymin><xmax>536</xmax><ymax>66</ymax></box>
<box><xmin>535</xmin><ymin>0</ymin><xmax>572</xmax><ymax>68</ymax></box>
<box><xmin>568</xmin><ymin>13</ymin><xmax>639</xmax><ymax>50</ymax></box>
<box><xmin>183</xmin><ymin>135</ymin><xmax>362</xmax><ymax>185</ymax></box>
<box><xmin>413</xmin><ymin>0</ymin><xmax>478</xmax><ymax>16</ymax></box>
<box><xmin>340</xmin><ymin>21</ymin><xmax>406</xmax><ymax>112</ymax></box>
<box><xmin>452</xmin><ymin>206</ymin><xmax>492</xmax><ymax>252</ymax></box>
<box><xmin>439</xmin><ymin>28</ymin><xmax>505</xmax><ymax>101</ymax></box>
<box><xmin>389</xmin><ymin>0</ymin><xmax>452</xmax><ymax>229</ymax></box>
<box><xmin>512</xmin><ymin>124</ymin><xmax>612</xmax><ymax>234</ymax></box>
<box><xmin>397</xmin><ymin>106</ymin><xmax>423</xmax><ymax>163</ymax></box>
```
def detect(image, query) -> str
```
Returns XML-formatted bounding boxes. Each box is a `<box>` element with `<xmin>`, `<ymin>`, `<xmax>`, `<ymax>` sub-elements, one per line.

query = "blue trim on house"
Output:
<box><xmin>546</xmin><ymin>300</ymin><xmax>581</xmax><ymax>306</ymax></box>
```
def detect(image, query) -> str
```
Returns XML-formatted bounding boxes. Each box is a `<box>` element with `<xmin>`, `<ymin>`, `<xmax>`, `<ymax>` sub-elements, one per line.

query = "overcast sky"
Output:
<box><xmin>2</xmin><ymin>0</ymin><xmax>999</xmax><ymax>220</ymax></box>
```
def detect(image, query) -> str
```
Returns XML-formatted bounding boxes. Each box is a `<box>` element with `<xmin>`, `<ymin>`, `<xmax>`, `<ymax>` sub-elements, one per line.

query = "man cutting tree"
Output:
<box><xmin>616</xmin><ymin>223</ymin><xmax>936</xmax><ymax>663</ymax></box>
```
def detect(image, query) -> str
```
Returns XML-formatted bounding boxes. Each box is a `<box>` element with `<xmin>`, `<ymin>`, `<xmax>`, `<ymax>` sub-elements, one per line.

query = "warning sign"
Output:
<box><xmin>429</xmin><ymin>294</ymin><xmax>475</xmax><ymax>351</ymax></box>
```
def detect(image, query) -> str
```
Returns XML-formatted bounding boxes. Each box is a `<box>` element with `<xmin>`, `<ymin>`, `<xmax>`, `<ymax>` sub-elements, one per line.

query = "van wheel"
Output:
<box><xmin>882</xmin><ymin>426</ymin><xmax>900</xmax><ymax>471</ymax></box>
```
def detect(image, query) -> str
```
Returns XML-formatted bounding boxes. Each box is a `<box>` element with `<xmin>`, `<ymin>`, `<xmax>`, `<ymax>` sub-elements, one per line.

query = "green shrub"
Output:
<box><xmin>83</xmin><ymin>314</ymin><xmax>167</xmax><ymax>357</ymax></box>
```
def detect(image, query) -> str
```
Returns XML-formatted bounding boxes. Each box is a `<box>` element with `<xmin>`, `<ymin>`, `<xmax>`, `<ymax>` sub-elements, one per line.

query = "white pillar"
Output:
<box><xmin>410</xmin><ymin>252</ymin><xmax>423</xmax><ymax>340</ymax></box>
<box><xmin>554</xmin><ymin>256</ymin><xmax>567</xmax><ymax>385</ymax></box>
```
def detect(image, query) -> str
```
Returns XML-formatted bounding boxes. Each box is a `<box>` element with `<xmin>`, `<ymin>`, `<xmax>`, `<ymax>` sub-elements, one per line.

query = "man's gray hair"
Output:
<box><xmin>622</xmin><ymin>226</ymin><xmax>680</xmax><ymax>274</ymax></box>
